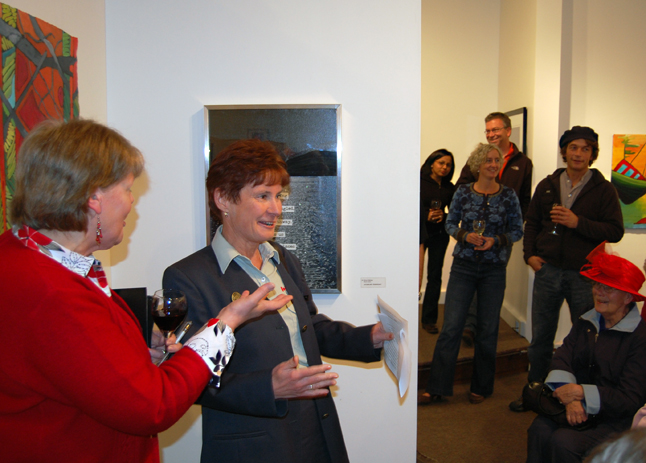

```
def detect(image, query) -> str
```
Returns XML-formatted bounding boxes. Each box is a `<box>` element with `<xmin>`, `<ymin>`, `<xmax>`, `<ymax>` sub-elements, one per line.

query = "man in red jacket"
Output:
<box><xmin>509</xmin><ymin>125</ymin><xmax>624</xmax><ymax>412</ymax></box>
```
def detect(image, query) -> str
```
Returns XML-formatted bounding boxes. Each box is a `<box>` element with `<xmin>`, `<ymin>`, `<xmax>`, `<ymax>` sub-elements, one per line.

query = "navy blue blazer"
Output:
<box><xmin>163</xmin><ymin>243</ymin><xmax>380</xmax><ymax>463</ymax></box>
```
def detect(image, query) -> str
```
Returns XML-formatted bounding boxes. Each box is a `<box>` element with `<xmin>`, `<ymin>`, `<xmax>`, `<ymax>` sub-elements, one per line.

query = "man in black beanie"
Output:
<box><xmin>509</xmin><ymin>125</ymin><xmax>624</xmax><ymax>412</ymax></box>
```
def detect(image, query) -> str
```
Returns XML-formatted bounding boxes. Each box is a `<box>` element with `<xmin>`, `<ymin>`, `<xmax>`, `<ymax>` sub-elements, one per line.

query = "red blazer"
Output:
<box><xmin>0</xmin><ymin>230</ymin><xmax>211</xmax><ymax>463</ymax></box>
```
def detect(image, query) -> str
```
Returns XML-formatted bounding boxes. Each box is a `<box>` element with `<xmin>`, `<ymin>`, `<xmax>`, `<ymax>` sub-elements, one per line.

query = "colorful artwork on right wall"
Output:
<box><xmin>611</xmin><ymin>134</ymin><xmax>646</xmax><ymax>229</ymax></box>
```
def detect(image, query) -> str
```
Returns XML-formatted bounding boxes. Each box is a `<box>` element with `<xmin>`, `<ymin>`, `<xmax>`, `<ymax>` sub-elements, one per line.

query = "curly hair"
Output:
<box><xmin>467</xmin><ymin>143</ymin><xmax>503</xmax><ymax>175</ymax></box>
<box><xmin>206</xmin><ymin>139</ymin><xmax>290</xmax><ymax>224</ymax></box>
<box><xmin>10</xmin><ymin>118</ymin><xmax>144</xmax><ymax>232</ymax></box>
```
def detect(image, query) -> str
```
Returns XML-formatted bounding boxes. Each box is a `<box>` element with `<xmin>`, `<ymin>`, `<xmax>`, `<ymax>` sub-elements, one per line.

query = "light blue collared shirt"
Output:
<box><xmin>546</xmin><ymin>303</ymin><xmax>641</xmax><ymax>415</ymax></box>
<box><xmin>211</xmin><ymin>226</ymin><xmax>309</xmax><ymax>366</ymax></box>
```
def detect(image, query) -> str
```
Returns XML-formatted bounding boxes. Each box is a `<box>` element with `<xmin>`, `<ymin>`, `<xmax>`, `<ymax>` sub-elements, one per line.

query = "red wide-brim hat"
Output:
<box><xmin>580</xmin><ymin>242</ymin><xmax>646</xmax><ymax>302</ymax></box>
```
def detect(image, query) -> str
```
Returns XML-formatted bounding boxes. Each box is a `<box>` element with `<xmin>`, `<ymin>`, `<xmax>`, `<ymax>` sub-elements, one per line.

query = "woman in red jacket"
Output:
<box><xmin>0</xmin><ymin>119</ymin><xmax>334</xmax><ymax>463</ymax></box>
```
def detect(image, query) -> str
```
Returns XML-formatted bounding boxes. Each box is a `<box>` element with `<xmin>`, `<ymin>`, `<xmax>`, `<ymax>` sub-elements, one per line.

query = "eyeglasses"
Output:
<box><xmin>484</xmin><ymin>127</ymin><xmax>506</xmax><ymax>135</ymax></box>
<box><xmin>593</xmin><ymin>281</ymin><xmax>619</xmax><ymax>294</ymax></box>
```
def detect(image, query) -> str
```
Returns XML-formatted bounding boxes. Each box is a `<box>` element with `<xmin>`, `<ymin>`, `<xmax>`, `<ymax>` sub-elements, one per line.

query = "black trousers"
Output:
<box><xmin>421</xmin><ymin>231</ymin><xmax>450</xmax><ymax>325</ymax></box>
<box><xmin>526</xmin><ymin>414</ymin><xmax>628</xmax><ymax>463</ymax></box>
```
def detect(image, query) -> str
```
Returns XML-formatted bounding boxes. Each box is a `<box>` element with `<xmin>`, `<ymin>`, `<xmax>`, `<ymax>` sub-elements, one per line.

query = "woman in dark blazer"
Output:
<box><xmin>164</xmin><ymin>139</ymin><xmax>392</xmax><ymax>463</ymax></box>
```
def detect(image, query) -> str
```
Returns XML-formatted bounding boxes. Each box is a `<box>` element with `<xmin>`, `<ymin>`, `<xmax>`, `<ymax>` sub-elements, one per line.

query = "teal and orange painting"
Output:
<box><xmin>612</xmin><ymin>134</ymin><xmax>646</xmax><ymax>228</ymax></box>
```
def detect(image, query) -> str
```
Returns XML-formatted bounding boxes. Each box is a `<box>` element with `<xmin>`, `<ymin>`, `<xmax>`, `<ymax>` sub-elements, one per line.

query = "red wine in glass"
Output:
<box><xmin>151</xmin><ymin>289</ymin><xmax>188</xmax><ymax>344</ymax></box>
<box><xmin>154</xmin><ymin>312</ymin><xmax>186</xmax><ymax>332</ymax></box>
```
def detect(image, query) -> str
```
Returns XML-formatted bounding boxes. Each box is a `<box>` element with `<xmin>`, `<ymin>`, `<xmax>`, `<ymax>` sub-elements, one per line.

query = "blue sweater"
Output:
<box><xmin>446</xmin><ymin>183</ymin><xmax>523</xmax><ymax>264</ymax></box>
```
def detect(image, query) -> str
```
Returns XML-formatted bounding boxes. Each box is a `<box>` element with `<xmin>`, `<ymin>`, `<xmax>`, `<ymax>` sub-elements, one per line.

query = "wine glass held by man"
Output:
<box><xmin>0</xmin><ymin>119</ymin><xmax>297</xmax><ymax>463</ymax></box>
<box><xmin>163</xmin><ymin>138</ymin><xmax>394</xmax><ymax>463</ymax></box>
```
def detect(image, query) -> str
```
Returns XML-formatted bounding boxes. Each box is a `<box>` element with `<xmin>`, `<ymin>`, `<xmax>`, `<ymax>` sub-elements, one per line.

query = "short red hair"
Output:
<box><xmin>206</xmin><ymin>139</ymin><xmax>290</xmax><ymax>224</ymax></box>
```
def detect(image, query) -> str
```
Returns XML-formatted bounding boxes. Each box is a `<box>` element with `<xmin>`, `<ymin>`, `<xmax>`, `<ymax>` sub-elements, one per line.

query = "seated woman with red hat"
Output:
<box><xmin>526</xmin><ymin>242</ymin><xmax>646</xmax><ymax>463</ymax></box>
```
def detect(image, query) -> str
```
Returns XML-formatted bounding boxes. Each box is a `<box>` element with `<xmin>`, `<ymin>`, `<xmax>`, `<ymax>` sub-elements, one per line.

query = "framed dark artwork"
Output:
<box><xmin>505</xmin><ymin>107</ymin><xmax>528</xmax><ymax>157</ymax></box>
<box><xmin>0</xmin><ymin>4</ymin><xmax>79</xmax><ymax>232</ymax></box>
<box><xmin>204</xmin><ymin>104</ymin><xmax>342</xmax><ymax>293</ymax></box>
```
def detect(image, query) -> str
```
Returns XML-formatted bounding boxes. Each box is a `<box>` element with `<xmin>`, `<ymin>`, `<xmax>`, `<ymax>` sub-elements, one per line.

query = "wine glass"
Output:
<box><xmin>472</xmin><ymin>219</ymin><xmax>486</xmax><ymax>237</ymax></box>
<box><xmin>430</xmin><ymin>200</ymin><xmax>442</xmax><ymax>222</ymax></box>
<box><xmin>549</xmin><ymin>203</ymin><xmax>560</xmax><ymax>235</ymax></box>
<box><xmin>151</xmin><ymin>289</ymin><xmax>188</xmax><ymax>353</ymax></box>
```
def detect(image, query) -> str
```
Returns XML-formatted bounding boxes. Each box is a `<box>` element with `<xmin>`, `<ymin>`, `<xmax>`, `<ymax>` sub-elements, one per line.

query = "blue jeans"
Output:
<box><xmin>527</xmin><ymin>263</ymin><xmax>593</xmax><ymax>383</ymax></box>
<box><xmin>426</xmin><ymin>258</ymin><xmax>507</xmax><ymax>397</ymax></box>
<box><xmin>421</xmin><ymin>231</ymin><xmax>450</xmax><ymax>325</ymax></box>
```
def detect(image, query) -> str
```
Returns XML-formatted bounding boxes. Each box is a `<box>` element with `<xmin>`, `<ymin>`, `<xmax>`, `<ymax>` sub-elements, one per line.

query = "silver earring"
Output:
<box><xmin>224</xmin><ymin>212</ymin><xmax>228</xmax><ymax>217</ymax></box>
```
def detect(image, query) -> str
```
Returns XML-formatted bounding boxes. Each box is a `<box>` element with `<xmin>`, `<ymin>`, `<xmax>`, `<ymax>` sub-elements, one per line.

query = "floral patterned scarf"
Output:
<box><xmin>13</xmin><ymin>224</ymin><xmax>111</xmax><ymax>297</ymax></box>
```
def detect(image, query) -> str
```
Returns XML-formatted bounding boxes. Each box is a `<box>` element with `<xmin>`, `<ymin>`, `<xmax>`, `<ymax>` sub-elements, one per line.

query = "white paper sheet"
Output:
<box><xmin>377</xmin><ymin>296</ymin><xmax>411</xmax><ymax>397</ymax></box>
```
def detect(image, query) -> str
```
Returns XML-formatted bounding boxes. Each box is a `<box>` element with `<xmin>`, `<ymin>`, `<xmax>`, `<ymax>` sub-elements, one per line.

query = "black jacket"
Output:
<box><xmin>420</xmin><ymin>149</ymin><xmax>456</xmax><ymax>242</ymax></box>
<box><xmin>523</xmin><ymin>168</ymin><xmax>623</xmax><ymax>270</ymax></box>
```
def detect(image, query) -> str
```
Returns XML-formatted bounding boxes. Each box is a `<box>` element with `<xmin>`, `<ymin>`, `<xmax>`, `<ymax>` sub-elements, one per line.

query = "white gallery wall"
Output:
<box><xmin>104</xmin><ymin>1</ymin><xmax>421</xmax><ymax>462</ymax></box>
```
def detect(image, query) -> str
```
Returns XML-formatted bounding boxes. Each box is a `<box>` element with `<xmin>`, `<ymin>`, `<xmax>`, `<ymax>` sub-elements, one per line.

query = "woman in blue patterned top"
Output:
<box><xmin>420</xmin><ymin>143</ymin><xmax>523</xmax><ymax>405</ymax></box>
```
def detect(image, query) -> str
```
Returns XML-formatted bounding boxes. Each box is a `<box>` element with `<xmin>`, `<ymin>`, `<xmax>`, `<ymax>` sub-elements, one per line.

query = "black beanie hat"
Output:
<box><xmin>559</xmin><ymin>126</ymin><xmax>598</xmax><ymax>148</ymax></box>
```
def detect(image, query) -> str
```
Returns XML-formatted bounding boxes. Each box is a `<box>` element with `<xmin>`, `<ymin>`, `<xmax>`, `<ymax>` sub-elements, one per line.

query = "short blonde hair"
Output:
<box><xmin>467</xmin><ymin>143</ymin><xmax>503</xmax><ymax>175</ymax></box>
<box><xmin>10</xmin><ymin>119</ymin><xmax>144</xmax><ymax>232</ymax></box>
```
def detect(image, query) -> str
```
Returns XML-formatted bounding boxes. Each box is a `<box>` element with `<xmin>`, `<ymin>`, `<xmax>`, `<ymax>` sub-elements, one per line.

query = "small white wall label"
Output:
<box><xmin>360</xmin><ymin>277</ymin><xmax>386</xmax><ymax>288</ymax></box>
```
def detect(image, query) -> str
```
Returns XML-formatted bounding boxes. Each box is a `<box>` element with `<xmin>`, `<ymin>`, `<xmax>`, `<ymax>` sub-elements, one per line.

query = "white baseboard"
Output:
<box><xmin>500</xmin><ymin>304</ymin><xmax>527</xmax><ymax>339</ymax></box>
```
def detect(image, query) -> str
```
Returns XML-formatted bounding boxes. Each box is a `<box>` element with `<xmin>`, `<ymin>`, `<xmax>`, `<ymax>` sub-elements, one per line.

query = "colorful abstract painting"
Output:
<box><xmin>0</xmin><ymin>3</ymin><xmax>78</xmax><ymax>232</ymax></box>
<box><xmin>611</xmin><ymin>134</ymin><xmax>646</xmax><ymax>229</ymax></box>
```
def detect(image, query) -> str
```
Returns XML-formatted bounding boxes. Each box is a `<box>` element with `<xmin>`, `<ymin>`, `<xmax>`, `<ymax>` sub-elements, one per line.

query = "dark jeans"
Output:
<box><xmin>464</xmin><ymin>245</ymin><xmax>513</xmax><ymax>332</ymax></box>
<box><xmin>527</xmin><ymin>263</ymin><xmax>593</xmax><ymax>383</ymax></box>
<box><xmin>426</xmin><ymin>258</ymin><xmax>507</xmax><ymax>397</ymax></box>
<box><xmin>526</xmin><ymin>415</ymin><xmax>628</xmax><ymax>463</ymax></box>
<box><xmin>421</xmin><ymin>231</ymin><xmax>450</xmax><ymax>325</ymax></box>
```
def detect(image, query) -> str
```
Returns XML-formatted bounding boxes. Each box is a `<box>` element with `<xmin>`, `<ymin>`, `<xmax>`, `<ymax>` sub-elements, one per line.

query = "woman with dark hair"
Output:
<box><xmin>0</xmin><ymin>119</ymin><xmax>291</xmax><ymax>462</ymax></box>
<box><xmin>163</xmin><ymin>138</ymin><xmax>393</xmax><ymax>463</ymax></box>
<box><xmin>419</xmin><ymin>149</ymin><xmax>456</xmax><ymax>334</ymax></box>
<box><xmin>527</xmin><ymin>244</ymin><xmax>646</xmax><ymax>463</ymax></box>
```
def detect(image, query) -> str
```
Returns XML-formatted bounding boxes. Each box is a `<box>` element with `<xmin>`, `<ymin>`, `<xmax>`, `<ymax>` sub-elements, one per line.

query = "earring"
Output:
<box><xmin>224</xmin><ymin>212</ymin><xmax>229</xmax><ymax>217</ymax></box>
<box><xmin>96</xmin><ymin>216</ymin><xmax>103</xmax><ymax>244</ymax></box>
